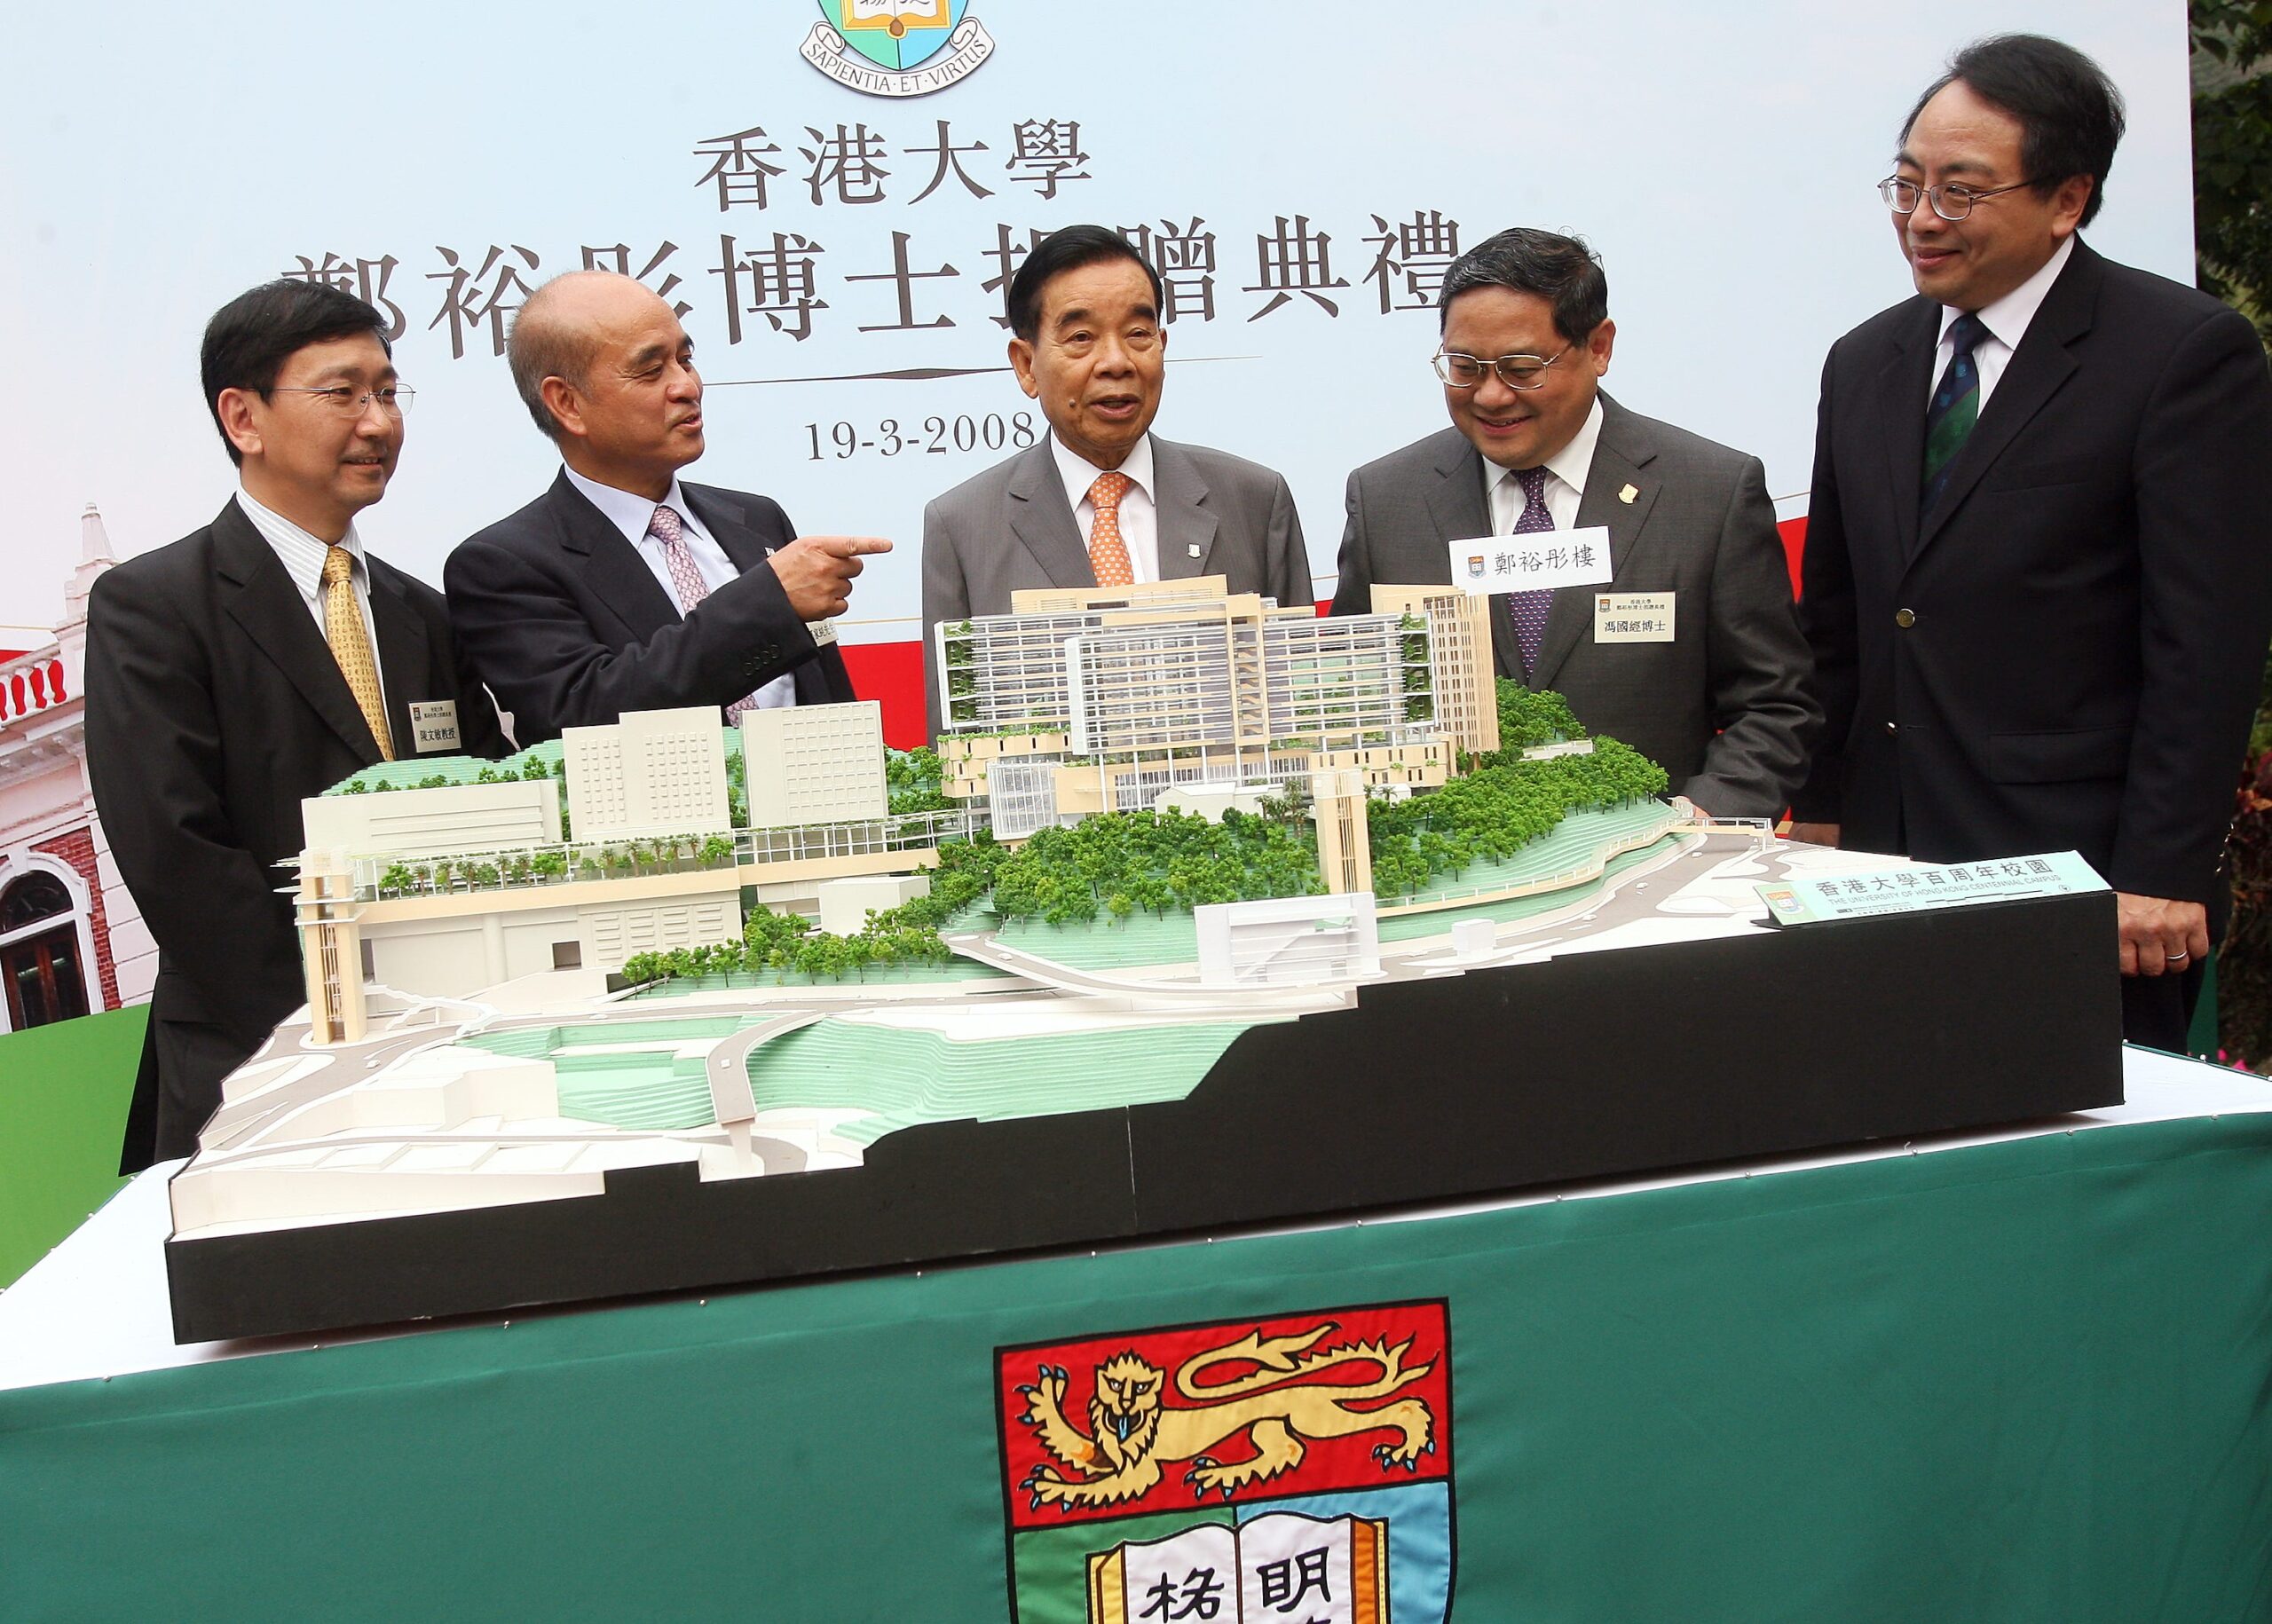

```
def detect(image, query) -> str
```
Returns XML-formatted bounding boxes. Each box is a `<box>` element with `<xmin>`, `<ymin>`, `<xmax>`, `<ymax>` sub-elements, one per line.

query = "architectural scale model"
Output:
<box><xmin>170</xmin><ymin>572</ymin><xmax>2013</xmax><ymax>1333</ymax></box>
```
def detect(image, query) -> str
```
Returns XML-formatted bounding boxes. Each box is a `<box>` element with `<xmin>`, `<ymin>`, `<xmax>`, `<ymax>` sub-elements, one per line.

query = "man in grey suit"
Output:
<box><xmin>921</xmin><ymin>225</ymin><xmax>1312</xmax><ymax>734</ymax></box>
<box><xmin>1332</xmin><ymin>228</ymin><xmax>1818</xmax><ymax>818</ymax></box>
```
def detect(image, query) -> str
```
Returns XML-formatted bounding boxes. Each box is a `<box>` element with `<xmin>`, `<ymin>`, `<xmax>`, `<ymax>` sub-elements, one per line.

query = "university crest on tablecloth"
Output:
<box><xmin>996</xmin><ymin>1303</ymin><xmax>1456</xmax><ymax>1622</ymax></box>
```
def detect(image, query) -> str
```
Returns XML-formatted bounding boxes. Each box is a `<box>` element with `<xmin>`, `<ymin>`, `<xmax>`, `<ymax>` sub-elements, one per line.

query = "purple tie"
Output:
<box><xmin>1504</xmin><ymin>466</ymin><xmax>1556</xmax><ymax>679</ymax></box>
<box><xmin>649</xmin><ymin>502</ymin><xmax>759</xmax><ymax>722</ymax></box>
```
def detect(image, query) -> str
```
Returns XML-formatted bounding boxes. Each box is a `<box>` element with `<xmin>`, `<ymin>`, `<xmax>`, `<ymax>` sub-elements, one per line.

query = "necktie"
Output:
<box><xmin>1086</xmin><ymin>471</ymin><xmax>1134</xmax><ymax>587</ymax></box>
<box><xmin>1922</xmin><ymin>311</ymin><xmax>1989</xmax><ymax>514</ymax></box>
<box><xmin>321</xmin><ymin>545</ymin><xmax>394</xmax><ymax>761</ymax></box>
<box><xmin>1504</xmin><ymin>465</ymin><xmax>1557</xmax><ymax>680</ymax></box>
<box><xmin>649</xmin><ymin>503</ymin><xmax>760</xmax><ymax>722</ymax></box>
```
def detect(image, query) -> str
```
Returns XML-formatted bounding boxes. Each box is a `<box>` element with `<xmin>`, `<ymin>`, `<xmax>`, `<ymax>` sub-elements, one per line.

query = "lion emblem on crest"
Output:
<box><xmin>1013</xmin><ymin>1320</ymin><xmax>1436</xmax><ymax>1512</ymax></box>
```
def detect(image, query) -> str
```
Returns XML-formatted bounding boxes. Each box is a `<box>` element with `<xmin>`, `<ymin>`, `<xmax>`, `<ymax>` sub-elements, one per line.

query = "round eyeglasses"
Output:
<box><xmin>1878</xmin><ymin>175</ymin><xmax>2039</xmax><ymax>222</ymax></box>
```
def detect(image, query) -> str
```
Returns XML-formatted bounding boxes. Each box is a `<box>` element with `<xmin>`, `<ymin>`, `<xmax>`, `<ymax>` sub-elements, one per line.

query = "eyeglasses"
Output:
<box><xmin>1432</xmin><ymin>344</ymin><xmax>1573</xmax><ymax>390</ymax></box>
<box><xmin>1878</xmin><ymin>176</ymin><xmax>2039</xmax><ymax>222</ymax></box>
<box><xmin>270</xmin><ymin>384</ymin><xmax>415</xmax><ymax>417</ymax></box>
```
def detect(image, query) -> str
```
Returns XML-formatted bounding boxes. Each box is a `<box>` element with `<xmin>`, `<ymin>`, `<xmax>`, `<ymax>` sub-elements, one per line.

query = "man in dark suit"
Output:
<box><xmin>85</xmin><ymin>281</ymin><xmax>507</xmax><ymax>1171</ymax></box>
<box><xmin>1331</xmin><ymin>228</ymin><xmax>1818</xmax><ymax>818</ymax></box>
<box><xmin>1794</xmin><ymin>35</ymin><xmax>2272</xmax><ymax>1049</ymax></box>
<box><xmin>446</xmin><ymin>271</ymin><xmax>889</xmax><ymax>746</ymax></box>
<box><xmin>920</xmin><ymin>225</ymin><xmax>1311</xmax><ymax>734</ymax></box>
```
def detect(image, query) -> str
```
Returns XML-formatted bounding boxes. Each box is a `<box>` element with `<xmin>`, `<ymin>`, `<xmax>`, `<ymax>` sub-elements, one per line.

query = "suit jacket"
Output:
<box><xmin>84</xmin><ymin>499</ymin><xmax>507</xmax><ymax>1171</ymax></box>
<box><xmin>1795</xmin><ymin>239</ymin><xmax>2272</xmax><ymax>908</ymax></box>
<box><xmin>445</xmin><ymin>471</ymin><xmax>856</xmax><ymax>746</ymax></box>
<box><xmin>1330</xmin><ymin>397</ymin><xmax>1819</xmax><ymax>818</ymax></box>
<box><xmin>919</xmin><ymin>435</ymin><xmax>1313</xmax><ymax>736</ymax></box>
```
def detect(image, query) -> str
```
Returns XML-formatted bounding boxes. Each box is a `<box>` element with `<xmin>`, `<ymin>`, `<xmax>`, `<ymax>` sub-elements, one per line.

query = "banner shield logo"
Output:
<box><xmin>996</xmin><ymin>1303</ymin><xmax>1456</xmax><ymax>1622</ymax></box>
<box><xmin>801</xmin><ymin>0</ymin><xmax>995</xmax><ymax>95</ymax></box>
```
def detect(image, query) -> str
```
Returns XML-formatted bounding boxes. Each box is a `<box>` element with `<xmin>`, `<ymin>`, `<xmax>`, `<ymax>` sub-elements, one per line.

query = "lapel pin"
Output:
<box><xmin>1619</xmin><ymin>484</ymin><xmax>1639</xmax><ymax>505</ymax></box>
<box><xmin>1187</xmin><ymin>543</ymin><xmax>1202</xmax><ymax>558</ymax></box>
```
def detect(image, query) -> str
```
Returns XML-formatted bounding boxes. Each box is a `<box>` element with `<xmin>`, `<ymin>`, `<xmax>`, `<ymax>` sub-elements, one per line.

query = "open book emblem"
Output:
<box><xmin>997</xmin><ymin>1303</ymin><xmax>1456</xmax><ymax>1622</ymax></box>
<box><xmin>823</xmin><ymin>0</ymin><xmax>961</xmax><ymax>67</ymax></box>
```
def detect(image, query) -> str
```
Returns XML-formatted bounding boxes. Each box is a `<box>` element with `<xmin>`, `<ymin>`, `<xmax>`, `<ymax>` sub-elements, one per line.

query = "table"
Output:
<box><xmin>4</xmin><ymin>1048</ymin><xmax>2270</xmax><ymax>1620</ymax></box>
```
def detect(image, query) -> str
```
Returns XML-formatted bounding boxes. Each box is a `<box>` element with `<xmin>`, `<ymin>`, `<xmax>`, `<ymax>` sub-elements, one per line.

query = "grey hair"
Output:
<box><xmin>1436</xmin><ymin>228</ymin><xmax>1609</xmax><ymax>343</ymax></box>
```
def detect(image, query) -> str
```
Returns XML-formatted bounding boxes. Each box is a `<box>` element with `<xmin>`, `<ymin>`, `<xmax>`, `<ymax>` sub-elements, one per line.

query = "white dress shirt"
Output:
<box><xmin>1929</xmin><ymin>234</ymin><xmax>2074</xmax><ymax>412</ymax></box>
<box><xmin>1483</xmin><ymin>395</ymin><xmax>1605</xmax><ymax>533</ymax></box>
<box><xmin>562</xmin><ymin>465</ymin><xmax>794</xmax><ymax>709</ymax></box>
<box><xmin>234</xmin><ymin>487</ymin><xmax>388</xmax><ymax>715</ymax></box>
<box><xmin>1053</xmin><ymin>433</ymin><xmax>1160</xmax><ymax>583</ymax></box>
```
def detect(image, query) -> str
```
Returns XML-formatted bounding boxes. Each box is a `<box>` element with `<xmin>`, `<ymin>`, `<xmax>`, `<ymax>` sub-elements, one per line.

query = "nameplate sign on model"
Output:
<box><xmin>1757</xmin><ymin>851</ymin><xmax>2108</xmax><ymax>926</ymax></box>
<box><xmin>1446</xmin><ymin>529</ymin><xmax>1613</xmax><ymax>595</ymax></box>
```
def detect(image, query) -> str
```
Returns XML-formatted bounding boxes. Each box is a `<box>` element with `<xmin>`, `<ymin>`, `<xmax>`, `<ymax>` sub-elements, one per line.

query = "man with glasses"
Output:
<box><xmin>1793</xmin><ymin>34</ymin><xmax>2272</xmax><ymax>1049</ymax></box>
<box><xmin>1330</xmin><ymin>226</ymin><xmax>1818</xmax><ymax>817</ymax></box>
<box><xmin>84</xmin><ymin>280</ymin><xmax>505</xmax><ymax>1171</ymax></box>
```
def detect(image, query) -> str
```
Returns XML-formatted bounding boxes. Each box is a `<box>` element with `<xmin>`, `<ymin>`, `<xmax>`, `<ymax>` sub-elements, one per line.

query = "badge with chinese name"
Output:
<box><xmin>406</xmin><ymin>700</ymin><xmax>462</xmax><ymax>754</ymax></box>
<box><xmin>1593</xmin><ymin>591</ymin><xmax>1675</xmax><ymax>643</ymax></box>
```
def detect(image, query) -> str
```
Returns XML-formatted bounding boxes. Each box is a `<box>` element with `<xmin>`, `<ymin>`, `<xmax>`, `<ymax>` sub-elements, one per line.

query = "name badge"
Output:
<box><xmin>1594</xmin><ymin>591</ymin><xmax>1675</xmax><ymax>643</ymax></box>
<box><xmin>1447</xmin><ymin>526</ymin><xmax>1613</xmax><ymax>595</ymax></box>
<box><xmin>805</xmin><ymin>618</ymin><xmax>840</xmax><ymax>647</ymax></box>
<box><xmin>407</xmin><ymin>699</ymin><xmax>462</xmax><ymax>753</ymax></box>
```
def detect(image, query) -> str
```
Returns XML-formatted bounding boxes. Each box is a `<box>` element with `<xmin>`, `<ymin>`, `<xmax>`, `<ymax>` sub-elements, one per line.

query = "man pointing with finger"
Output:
<box><xmin>447</xmin><ymin>271</ymin><xmax>887</xmax><ymax>744</ymax></box>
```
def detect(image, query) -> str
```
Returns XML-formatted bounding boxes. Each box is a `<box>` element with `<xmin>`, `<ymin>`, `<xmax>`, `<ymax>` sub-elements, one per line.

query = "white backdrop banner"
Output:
<box><xmin>0</xmin><ymin>0</ymin><xmax>2194</xmax><ymax>640</ymax></box>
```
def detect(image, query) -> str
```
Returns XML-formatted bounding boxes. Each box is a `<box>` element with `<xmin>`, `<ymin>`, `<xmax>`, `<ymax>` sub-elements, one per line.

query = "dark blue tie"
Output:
<box><xmin>1922</xmin><ymin>311</ymin><xmax>1988</xmax><ymax>515</ymax></box>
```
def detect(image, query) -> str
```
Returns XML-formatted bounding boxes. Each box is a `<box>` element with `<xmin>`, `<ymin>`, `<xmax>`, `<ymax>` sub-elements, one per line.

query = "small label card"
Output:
<box><xmin>1757</xmin><ymin>850</ymin><xmax>2107</xmax><ymax>926</ymax></box>
<box><xmin>1447</xmin><ymin>526</ymin><xmax>1613</xmax><ymax>595</ymax></box>
<box><xmin>805</xmin><ymin>618</ymin><xmax>840</xmax><ymax>646</ymax></box>
<box><xmin>1594</xmin><ymin>590</ymin><xmax>1675</xmax><ymax>643</ymax></box>
<box><xmin>406</xmin><ymin>699</ymin><xmax>462</xmax><ymax>754</ymax></box>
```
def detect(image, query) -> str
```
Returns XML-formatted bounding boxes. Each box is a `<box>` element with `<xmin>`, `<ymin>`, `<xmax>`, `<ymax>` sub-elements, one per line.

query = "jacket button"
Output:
<box><xmin>1884</xmin><ymin>721</ymin><xmax>1899</xmax><ymax>735</ymax></box>
<box><xmin>1894</xmin><ymin>608</ymin><xmax>1916</xmax><ymax>628</ymax></box>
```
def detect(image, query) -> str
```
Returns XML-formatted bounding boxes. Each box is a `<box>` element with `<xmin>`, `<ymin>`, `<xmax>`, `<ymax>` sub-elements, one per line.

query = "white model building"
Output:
<box><xmin>564</xmin><ymin>707</ymin><xmax>730</xmax><ymax>843</ymax></box>
<box><xmin>742</xmin><ymin>700</ymin><xmax>888</xmax><ymax>828</ymax></box>
<box><xmin>302</xmin><ymin>779</ymin><xmax>561</xmax><ymax>862</ymax></box>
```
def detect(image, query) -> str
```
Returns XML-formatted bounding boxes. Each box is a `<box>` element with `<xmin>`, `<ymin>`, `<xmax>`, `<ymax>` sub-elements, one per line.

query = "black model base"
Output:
<box><xmin>167</xmin><ymin>891</ymin><xmax>2124</xmax><ymax>1343</ymax></box>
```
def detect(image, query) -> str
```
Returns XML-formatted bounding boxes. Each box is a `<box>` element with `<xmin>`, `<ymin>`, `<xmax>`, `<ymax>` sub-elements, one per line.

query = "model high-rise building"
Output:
<box><xmin>564</xmin><ymin>707</ymin><xmax>730</xmax><ymax>843</ymax></box>
<box><xmin>742</xmin><ymin>701</ymin><xmax>888</xmax><ymax>829</ymax></box>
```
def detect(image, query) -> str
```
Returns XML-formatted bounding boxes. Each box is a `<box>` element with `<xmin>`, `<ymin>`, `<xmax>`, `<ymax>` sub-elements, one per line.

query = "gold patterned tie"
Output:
<box><xmin>322</xmin><ymin>545</ymin><xmax>394</xmax><ymax>760</ymax></box>
<box><xmin>1086</xmin><ymin>470</ymin><xmax>1134</xmax><ymax>587</ymax></box>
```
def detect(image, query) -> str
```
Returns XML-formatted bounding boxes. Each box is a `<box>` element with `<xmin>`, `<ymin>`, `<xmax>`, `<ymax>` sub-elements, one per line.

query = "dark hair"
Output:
<box><xmin>1902</xmin><ymin>34</ymin><xmax>2126</xmax><ymax>228</ymax></box>
<box><xmin>201</xmin><ymin>280</ymin><xmax>392</xmax><ymax>466</ymax></box>
<box><xmin>1435</xmin><ymin>228</ymin><xmax>1609</xmax><ymax>343</ymax></box>
<box><xmin>1005</xmin><ymin>225</ymin><xmax>1165</xmax><ymax>343</ymax></box>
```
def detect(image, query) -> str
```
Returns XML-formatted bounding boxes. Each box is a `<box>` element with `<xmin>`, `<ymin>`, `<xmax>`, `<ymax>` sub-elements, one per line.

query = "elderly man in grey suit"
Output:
<box><xmin>921</xmin><ymin>225</ymin><xmax>1312</xmax><ymax>734</ymax></box>
<box><xmin>1332</xmin><ymin>228</ymin><xmax>1818</xmax><ymax>818</ymax></box>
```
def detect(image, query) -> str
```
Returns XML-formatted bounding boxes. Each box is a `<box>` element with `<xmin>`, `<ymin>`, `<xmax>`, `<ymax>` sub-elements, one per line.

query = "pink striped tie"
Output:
<box><xmin>650</xmin><ymin>503</ymin><xmax>760</xmax><ymax>721</ymax></box>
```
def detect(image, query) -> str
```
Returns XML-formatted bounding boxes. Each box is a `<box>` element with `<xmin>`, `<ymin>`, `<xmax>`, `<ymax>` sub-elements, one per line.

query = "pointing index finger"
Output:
<box><xmin>801</xmin><ymin>534</ymin><xmax>894</xmax><ymax>557</ymax></box>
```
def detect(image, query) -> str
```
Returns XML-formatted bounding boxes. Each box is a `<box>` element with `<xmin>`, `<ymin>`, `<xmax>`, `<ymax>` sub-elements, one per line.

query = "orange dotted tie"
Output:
<box><xmin>1086</xmin><ymin>470</ymin><xmax>1134</xmax><ymax>587</ymax></box>
<box><xmin>322</xmin><ymin>545</ymin><xmax>394</xmax><ymax>761</ymax></box>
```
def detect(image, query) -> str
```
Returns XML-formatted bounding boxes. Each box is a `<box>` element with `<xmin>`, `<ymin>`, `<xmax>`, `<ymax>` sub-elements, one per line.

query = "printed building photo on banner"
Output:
<box><xmin>996</xmin><ymin>1303</ymin><xmax>1454</xmax><ymax>1622</ymax></box>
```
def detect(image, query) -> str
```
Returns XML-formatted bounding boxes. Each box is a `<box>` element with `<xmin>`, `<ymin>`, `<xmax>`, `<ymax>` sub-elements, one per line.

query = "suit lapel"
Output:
<box><xmin>213</xmin><ymin>502</ymin><xmax>383</xmax><ymax>761</ymax></box>
<box><xmin>1913</xmin><ymin>241</ymin><xmax>2097</xmax><ymax>559</ymax></box>
<box><xmin>547</xmin><ymin>471</ymin><xmax>682</xmax><ymax>641</ymax></box>
<box><xmin>1532</xmin><ymin>399</ymin><xmax>1661</xmax><ymax>690</ymax></box>
<box><xmin>365</xmin><ymin>559</ymin><xmax>431</xmax><ymax>753</ymax></box>
<box><xmin>1149</xmin><ymin>438</ymin><xmax>1219</xmax><ymax>580</ymax></box>
<box><xmin>1870</xmin><ymin>299</ymin><xmax>1940</xmax><ymax>564</ymax></box>
<box><xmin>1008</xmin><ymin>439</ymin><xmax>1096</xmax><ymax>587</ymax></box>
<box><xmin>1422</xmin><ymin>433</ymin><xmax>1522</xmax><ymax>678</ymax></box>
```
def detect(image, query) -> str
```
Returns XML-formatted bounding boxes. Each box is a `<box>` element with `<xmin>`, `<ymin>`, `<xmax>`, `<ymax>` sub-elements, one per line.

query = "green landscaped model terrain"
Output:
<box><xmin>459</xmin><ymin>1011</ymin><xmax>1249</xmax><ymax>1143</ymax></box>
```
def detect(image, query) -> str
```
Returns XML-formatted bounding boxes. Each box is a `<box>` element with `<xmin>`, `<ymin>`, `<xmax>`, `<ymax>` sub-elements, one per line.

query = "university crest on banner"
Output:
<box><xmin>996</xmin><ymin>1303</ymin><xmax>1456</xmax><ymax>1622</ymax></box>
<box><xmin>801</xmin><ymin>0</ymin><xmax>997</xmax><ymax>98</ymax></box>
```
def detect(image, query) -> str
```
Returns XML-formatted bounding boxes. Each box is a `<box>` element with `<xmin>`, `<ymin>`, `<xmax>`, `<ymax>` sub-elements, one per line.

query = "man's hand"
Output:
<box><xmin>2116</xmin><ymin>892</ymin><xmax>2209</xmax><ymax>977</ymax></box>
<box><xmin>768</xmin><ymin>535</ymin><xmax>892</xmax><ymax>620</ymax></box>
<box><xmin>1787</xmin><ymin>822</ymin><xmax>1841</xmax><ymax>847</ymax></box>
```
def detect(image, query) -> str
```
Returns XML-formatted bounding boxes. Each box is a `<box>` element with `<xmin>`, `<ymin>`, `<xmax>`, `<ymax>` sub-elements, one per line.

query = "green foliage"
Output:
<box><xmin>1488</xmin><ymin>678</ymin><xmax>1587</xmax><ymax>753</ymax></box>
<box><xmin>885</xmin><ymin>746</ymin><xmax>951</xmax><ymax>815</ymax></box>
<box><xmin>2195</xmin><ymin>1</ymin><xmax>2272</xmax><ymax>337</ymax></box>
<box><xmin>991</xmin><ymin>808</ymin><xmax>1323</xmax><ymax>926</ymax></box>
<box><xmin>1365</xmin><ymin>737</ymin><xmax>1669</xmax><ymax>900</ymax></box>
